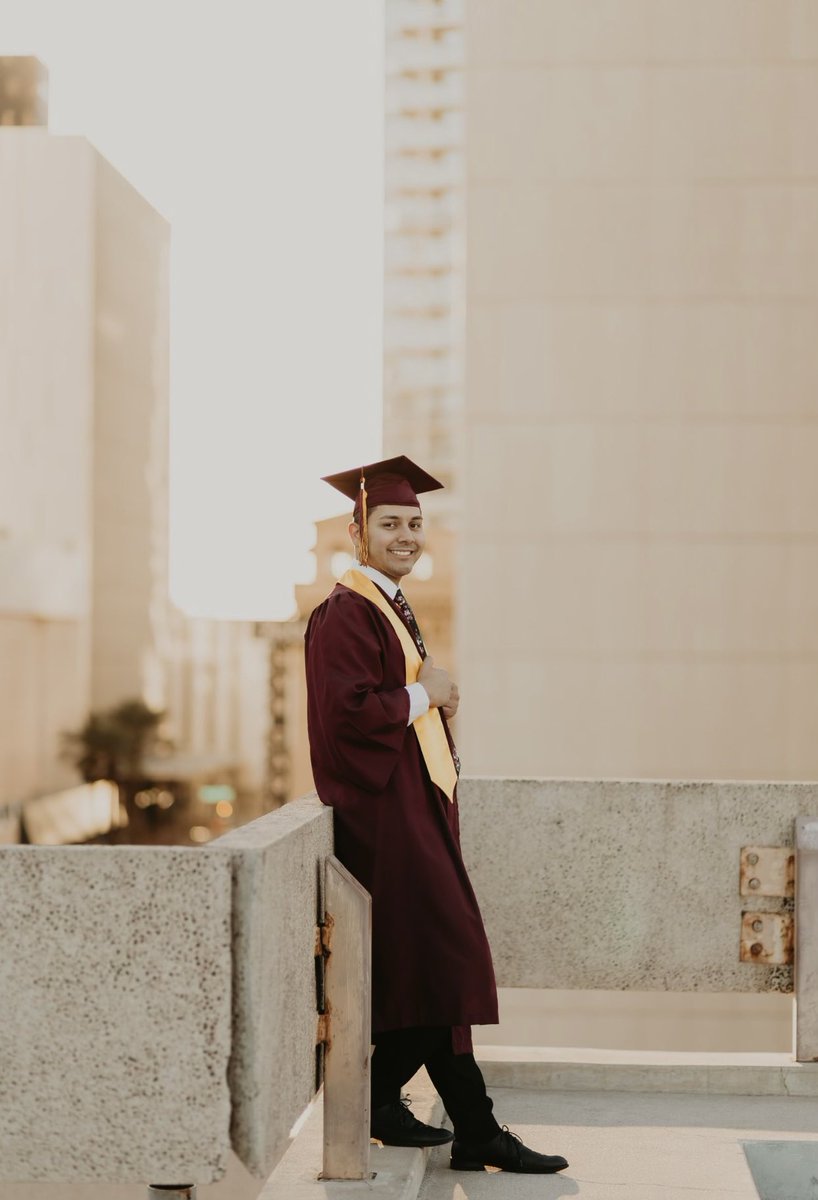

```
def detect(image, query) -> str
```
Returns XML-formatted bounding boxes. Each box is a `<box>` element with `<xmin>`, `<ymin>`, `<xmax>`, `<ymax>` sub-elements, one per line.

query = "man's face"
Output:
<box><xmin>350</xmin><ymin>504</ymin><xmax>426</xmax><ymax>583</ymax></box>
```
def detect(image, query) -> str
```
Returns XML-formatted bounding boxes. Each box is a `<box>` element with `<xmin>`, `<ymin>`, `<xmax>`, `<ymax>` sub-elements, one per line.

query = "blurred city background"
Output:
<box><xmin>2</xmin><ymin>0</ymin><xmax>818</xmax><ymax>1086</ymax></box>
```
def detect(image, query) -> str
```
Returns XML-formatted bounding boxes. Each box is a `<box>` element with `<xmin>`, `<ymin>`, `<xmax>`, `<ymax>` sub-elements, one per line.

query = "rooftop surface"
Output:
<box><xmin>419</xmin><ymin>1086</ymin><xmax>818</xmax><ymax>1200</ymax></box>
<box><xmin>259</xmin><ymin>1058</ymin><xmax>818</xmax><ymax>1200</ymax></box>
<box><xmin>4</xmin><ymin>1063</ymin><xmax>818</xmax><ymax>1199</ymax></box>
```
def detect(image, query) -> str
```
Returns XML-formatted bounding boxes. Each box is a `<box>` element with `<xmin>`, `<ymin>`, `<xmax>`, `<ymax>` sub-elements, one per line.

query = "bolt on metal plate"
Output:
<box><xmin>740</xmin><ymin>846</ymin><xmax>794</xmax><ymax>898</ymax></box>
<box><xmin>740</xmin><ymin>912</ymin><xmax>794</xmax><ymax>965</ymax></box>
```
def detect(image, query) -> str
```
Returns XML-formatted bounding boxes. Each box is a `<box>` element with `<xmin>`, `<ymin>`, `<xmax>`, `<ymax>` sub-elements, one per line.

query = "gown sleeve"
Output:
<box><xmin>305</xmin><ymin>589</ymin><xmax>411</xmax><ymax>793</ymax></box>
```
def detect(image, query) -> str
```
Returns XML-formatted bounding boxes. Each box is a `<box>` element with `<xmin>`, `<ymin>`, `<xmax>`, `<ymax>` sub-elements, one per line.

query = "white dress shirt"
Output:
<box><xmin>352</xmin><ymin>563</ymin><xmax>430</xmax><ymax>726</ymax></box>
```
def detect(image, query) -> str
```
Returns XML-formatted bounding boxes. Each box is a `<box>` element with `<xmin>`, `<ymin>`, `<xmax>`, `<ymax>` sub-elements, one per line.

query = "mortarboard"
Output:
<box><xmin>322</xmin><ymin>455</ymin><xmax>444</xmax><ymax>566</ymax></box>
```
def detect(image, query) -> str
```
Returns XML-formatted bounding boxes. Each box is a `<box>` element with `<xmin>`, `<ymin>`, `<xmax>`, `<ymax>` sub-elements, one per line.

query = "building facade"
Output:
<box><xmin>458</xmin><ymin>1</ymin><xmax>818</xmax><ymax>780</ymax></box>
<box><xmin>383</xmin><ymin>0</ymin><xmax>465</xmax><ymax>526</ymax></box>
<box><xmin>0</xmin><ymin>127</ymin><xmax>98</xmax><ymax>827</ymax></box>
<box><xmin>0</xmin><ymin>96</ymin><xmax>266</xmax><ymax>840</ymax></box>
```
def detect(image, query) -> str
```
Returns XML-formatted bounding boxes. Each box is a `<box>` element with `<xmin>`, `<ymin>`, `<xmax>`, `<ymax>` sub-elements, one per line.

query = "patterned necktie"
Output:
<box><xmin>393</xmin><ymin>589</ymin><xmax>426</xmax><ymax>657</ymax></box>
<box><xmin>394</xmin><ymin>589</ymin><xmax>461</xmax><ymax>778</ymax></box>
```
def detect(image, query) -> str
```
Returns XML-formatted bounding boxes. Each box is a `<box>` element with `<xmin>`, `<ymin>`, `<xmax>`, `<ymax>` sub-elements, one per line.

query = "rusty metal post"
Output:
<box><xmin>795</xmin><ymin>817</ymin><xmax>818</xmax><ymax>1062</ymax></box>
<box><xmin>322</xmin><ymin>855</ymin><xmax>372</xmax><ymax>1180</ymax></box>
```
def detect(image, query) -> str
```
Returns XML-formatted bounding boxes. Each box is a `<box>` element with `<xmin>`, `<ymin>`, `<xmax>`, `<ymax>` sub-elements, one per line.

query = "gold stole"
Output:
<box><xmin>338</xmin><ymin>569</ymin><xmax>457</xmax><ymax>802</ymax></box>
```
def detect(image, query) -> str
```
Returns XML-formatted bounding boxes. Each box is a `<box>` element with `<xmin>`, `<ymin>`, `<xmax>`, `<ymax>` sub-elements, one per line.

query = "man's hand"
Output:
<box><xmin>418</xmin><ymin>656</ymin><xmax>453</xmax><ymax>709</ymax></box>
<box><xmin>441</xmin><ymin>683</ymin><xmax>459</xmax><ymax>722</ymax></box>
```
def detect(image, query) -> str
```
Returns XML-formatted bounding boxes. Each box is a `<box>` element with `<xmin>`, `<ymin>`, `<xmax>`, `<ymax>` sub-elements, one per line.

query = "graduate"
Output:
<box><xmin>304</xmin><ymin>456</ymin><xmax>568</xmax><ymax>1175</ymax></box>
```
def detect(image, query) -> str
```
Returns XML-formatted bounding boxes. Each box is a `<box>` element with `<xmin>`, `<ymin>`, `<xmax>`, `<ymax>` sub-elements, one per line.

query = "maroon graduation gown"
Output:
<box><xmin>304</xmin><ymin>582</ymin><xmax>498</xmax><ymax>1047</ymax></box>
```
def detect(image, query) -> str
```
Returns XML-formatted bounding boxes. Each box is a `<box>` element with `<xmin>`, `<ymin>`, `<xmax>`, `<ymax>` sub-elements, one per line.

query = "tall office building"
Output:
<box><xmin>383</xmin><ymin>0</ymin><xmax>465</xmax><ymax>524</ymax></box>
<box><xmin>458</xmin><ymin>2</ymin><xmax>818</xmax><ymax>780</ymax></box>
<box><xmin>0</xmin><ymin>66</ymin><xmax>266</xmax><ymax>838</ymax></box>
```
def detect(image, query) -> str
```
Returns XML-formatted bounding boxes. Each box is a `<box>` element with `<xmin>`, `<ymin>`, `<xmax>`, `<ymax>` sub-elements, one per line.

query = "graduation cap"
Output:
<box><xmin>322</xmin><ymin>455</ymin><xmax>444</xmax><ymax>566</ymax></box>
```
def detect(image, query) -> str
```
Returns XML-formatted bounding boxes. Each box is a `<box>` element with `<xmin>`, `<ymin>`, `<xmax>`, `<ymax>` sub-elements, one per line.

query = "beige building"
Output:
<box><xmin>0</xmin><ymin>87</ymin><xmax>266</xmax><ymax>839</ymax></box>
<box><xmin>458</xmin><ymin>1</ymin><xmax>818</xmax><ymax>781</ymax></box>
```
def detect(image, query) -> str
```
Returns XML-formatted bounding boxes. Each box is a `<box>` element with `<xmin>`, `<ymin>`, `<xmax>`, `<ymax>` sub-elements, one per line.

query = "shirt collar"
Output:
<box><xmin>352</xmin><ymin>562</ymin><xmax>400</xmax><ymax>600</ymax></box>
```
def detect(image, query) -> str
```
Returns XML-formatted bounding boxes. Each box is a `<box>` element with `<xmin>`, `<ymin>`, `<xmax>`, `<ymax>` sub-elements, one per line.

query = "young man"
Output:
<box><xmin>304</xmin><ymin>456</ymin><xmax>568</xmax><ymax>1175</ymax></box>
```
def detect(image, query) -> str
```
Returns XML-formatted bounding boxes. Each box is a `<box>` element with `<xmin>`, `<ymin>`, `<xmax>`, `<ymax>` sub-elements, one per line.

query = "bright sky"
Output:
<box><xmin>2</xmin><ymin>0</ymin><xmax>384</xmax><ymax>620</ymax></box>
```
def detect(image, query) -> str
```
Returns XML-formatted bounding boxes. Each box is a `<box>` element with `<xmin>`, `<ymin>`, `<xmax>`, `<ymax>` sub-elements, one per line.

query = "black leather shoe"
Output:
<box><xmin>370</xmin><ymin>1096</ymin><xmax>454</xmax><ymax>1148</ymax></box>
<box><xmin>450</xmin><ymin>1126</ymin><xmax>569</xmax><ymax>1173</ymax></box>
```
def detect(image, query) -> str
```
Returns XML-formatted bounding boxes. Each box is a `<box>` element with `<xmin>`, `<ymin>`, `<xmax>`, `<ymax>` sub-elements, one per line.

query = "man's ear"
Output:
<box><xmin>348</xmin><ymin>521</ymin><xmax>360</xmax><ymax>549</ymax></box>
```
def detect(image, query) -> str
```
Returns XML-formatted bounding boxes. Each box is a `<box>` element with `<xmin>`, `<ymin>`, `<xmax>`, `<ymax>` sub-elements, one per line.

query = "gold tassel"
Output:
<box><xmin>359</xmin><ymin>470</ymin><xmax>369</xmax><ymax>566</ymax></box>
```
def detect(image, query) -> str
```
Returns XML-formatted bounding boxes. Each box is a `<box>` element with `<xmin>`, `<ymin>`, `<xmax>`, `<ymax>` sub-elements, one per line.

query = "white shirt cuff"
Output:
<box><xmin>405</xmin><ymin>682</ymin><xmax>430</xmax><ymax>725</ymax></box>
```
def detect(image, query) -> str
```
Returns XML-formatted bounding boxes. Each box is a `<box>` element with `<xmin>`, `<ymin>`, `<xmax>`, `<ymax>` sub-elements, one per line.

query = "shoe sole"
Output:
<box><xmin>451</xmin><ymin>1161</ymin><xmax>504</xmax><ymax>1172</ymax></box>
<box><xmin>372</xmin><ymin>1134</ymin><xmax>454</xmax><ymax>1148</ymax></box>
<box><xmin>451</xmin><ymin>1160</ymin><xmax>567</xmax><ymax>1174</ymax></box>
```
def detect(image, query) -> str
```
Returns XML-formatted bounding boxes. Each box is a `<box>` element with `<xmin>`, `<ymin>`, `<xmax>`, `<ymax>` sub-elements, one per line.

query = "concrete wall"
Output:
<box><xmin>216</xmin><ymin>797</ymin><xmax>333</xmax><ymax>1179</ymax></box>
<box><xmin>458</xmin><ymin>776</ymin><xmax>815</xmax><ymax>993</ymax></box>
<box><xmin>0</xmin><ymin>795</ymin><xmax>332</xmax><ymax>1184</ymax></box>
<box><xmin>0</xmin><ymin>844</ymin><xmax>233</xmax><ymax>1183</ymax></box>
<box><xmin>1</xmin><ymin>777</ymin><xmax>813</xmax><ymax>1184</ymax></box>
<box><xmin>459</xmin><ymin>0</ymin><xmax>818</xmax><ymax>780</ymax></box>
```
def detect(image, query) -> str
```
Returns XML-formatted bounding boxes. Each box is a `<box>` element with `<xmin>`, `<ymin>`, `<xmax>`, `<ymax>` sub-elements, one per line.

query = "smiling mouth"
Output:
<box><xmin>389</xmin><ymin>549</ymin><xmax>416</xmax><ymax>557</ymax></box>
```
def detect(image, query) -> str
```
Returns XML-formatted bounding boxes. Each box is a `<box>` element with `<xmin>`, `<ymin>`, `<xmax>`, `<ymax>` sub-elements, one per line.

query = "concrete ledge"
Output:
<box><xmin>459</xmin><ymin>778</ymin><xmax>818</xmax><ymax>993</ymax></box>
<box><xmin>259</xmin><ymin>1070</ymin><xmax>446</xmax><ymax>1200</ymax></box>
<box><xmin>476</xmin><ymin>1045</ymin><xmax>818</xmax><ymax>1096</ymax></box>
<box><xmin>213</xmin><ymin>796</ymin><xmax>334</xmax><ymax>1180</ymax></box>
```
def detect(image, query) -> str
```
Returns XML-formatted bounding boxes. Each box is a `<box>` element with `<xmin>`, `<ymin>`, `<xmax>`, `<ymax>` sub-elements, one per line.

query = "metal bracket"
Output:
<box><xmin>315</xmin><ymin>913</ymin><xmax>334</xmax><ymax>958</ymax></box>
<box><xmin>740</xmin><ymin>846</ymin><xmax>794</xmax><ymax>898</ymax></box>
<box><xmin>316</xmin><ymin>1010</ymin><xmax>331</xmax><ymax>1049</ymax></box>
<box><xmin>740</xmin><ymin>911</ymin><xmax>794</xmax><ymax>965</ymax></box>
<box><xmin>314</xmin><ymin>913</ymin><xmax>335</xmax><ymax>1075</ymax></box>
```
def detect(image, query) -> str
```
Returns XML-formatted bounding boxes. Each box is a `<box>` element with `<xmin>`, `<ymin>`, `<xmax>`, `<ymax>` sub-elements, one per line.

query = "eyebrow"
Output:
<box><xmin>376</xmin><ymin>513</ymin><xmax>423</xmax><ymax>521</ymax></box>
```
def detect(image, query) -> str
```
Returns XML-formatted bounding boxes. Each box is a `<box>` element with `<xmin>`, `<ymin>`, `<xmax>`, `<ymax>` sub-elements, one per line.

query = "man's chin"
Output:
<box><xmin>382</xmin><ymin>555</ymin><xmax>416</xmax><ymax>575</ymax></box>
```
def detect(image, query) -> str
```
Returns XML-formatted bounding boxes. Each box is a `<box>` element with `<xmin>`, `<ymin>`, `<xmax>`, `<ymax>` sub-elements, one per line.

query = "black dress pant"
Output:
<box><xmin>370</xmin><ymin>1025</ymin><xmax>501</xmax><ymax>1144</ymax></box>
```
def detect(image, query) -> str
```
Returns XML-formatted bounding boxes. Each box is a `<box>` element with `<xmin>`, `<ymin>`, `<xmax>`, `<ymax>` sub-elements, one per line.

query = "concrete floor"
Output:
<box><xmin>5</xmin><ymin>1081</ymin><xmax>818</xmax><ymax>1200</ymax></box>
<box><xmin>418</xmin><ymin>1087</ymin><xmax>818</xmax><ymax>1200</ymax></box>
